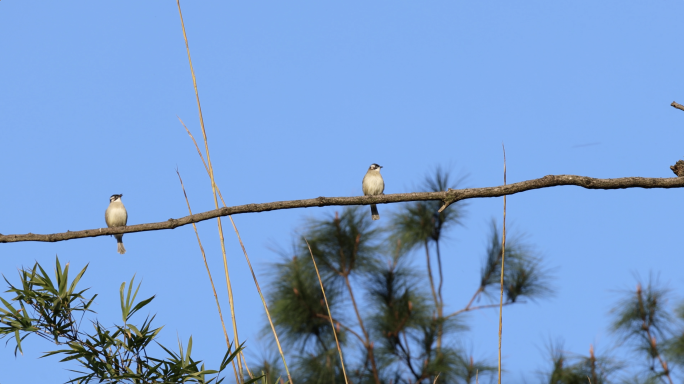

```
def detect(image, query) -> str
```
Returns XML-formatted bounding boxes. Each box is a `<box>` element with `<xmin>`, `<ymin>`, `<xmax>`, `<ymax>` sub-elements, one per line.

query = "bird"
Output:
<box><xmin>105</xmin><ymin>194</ymin><xmax>128</xmax><ymax>254</ymax></box>
<box><xmin>362</xmin><ymin>163</ymin><xmax>384</xmax><ymax>220</ymax></box>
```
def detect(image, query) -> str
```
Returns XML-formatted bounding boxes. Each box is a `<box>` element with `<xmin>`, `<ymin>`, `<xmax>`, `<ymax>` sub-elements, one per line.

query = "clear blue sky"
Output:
<box><xmin>1</xmin><ymin>1</ymin><xmax>683</xmax><ymax>382</ymax></box>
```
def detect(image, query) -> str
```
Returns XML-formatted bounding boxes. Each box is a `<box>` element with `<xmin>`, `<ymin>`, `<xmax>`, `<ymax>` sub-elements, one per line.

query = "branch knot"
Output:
<box><xmin>671</xmin><ymin>160</ymin><xmax>684</xmax><ymax>177</ymax></box>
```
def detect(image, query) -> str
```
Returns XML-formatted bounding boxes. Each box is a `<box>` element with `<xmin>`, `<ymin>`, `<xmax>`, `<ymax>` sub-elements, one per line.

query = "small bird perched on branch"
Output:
<box><xmin>362</xmin><ymin>163</ymin><xmax>385</xmax><ymax>220</ymax></box>
<box><xmin>105</xmin><ymin>194</ymin><xmax>128</xmax><ymax>254</ymax></box>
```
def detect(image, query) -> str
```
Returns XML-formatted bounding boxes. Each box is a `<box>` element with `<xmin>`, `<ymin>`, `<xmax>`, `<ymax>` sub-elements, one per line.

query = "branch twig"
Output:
<box><xmin>314</xmin><ymin>313</ymin><xmax>365</xmax><ymax>345</ymax></box>
<box><xmin>671</xmin><ymin>101</ymin><xmax>684</xmax><ymax>112</ymax></box>
<box><xmin>3</xmin><ymin>175</ymin><xmax>684</xmax><ymax>244</ymax></box>
<box><xmin>445</xmin><ymin>301</ymin><xmax>521</xmax><ymax>319</ymax></box>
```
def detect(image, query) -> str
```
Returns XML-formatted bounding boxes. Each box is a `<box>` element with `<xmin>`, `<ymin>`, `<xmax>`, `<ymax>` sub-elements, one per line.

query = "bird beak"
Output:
<box><xmin>379</xmin><ymin>165</ymin><xmax>383</xmax><ymax>169</ymax></box>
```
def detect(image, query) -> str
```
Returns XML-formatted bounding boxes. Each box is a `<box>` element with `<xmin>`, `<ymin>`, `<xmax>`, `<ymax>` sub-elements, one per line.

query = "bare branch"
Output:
<box><xmin>445</xmin><ymin>301</ymin><xmax>522</xmax><ymax>319</ymax></box>
<box><xmin>2</xmin><ymin>175</ymin><xmax>684</xmax><ymax>244</ymax></box>
<box><xmin>671</xmin><ymin>101</ymin><xmax>684</xmax><ymax>112</ymax></box>
<box><xmin>314</xmin><ymin>313</ymin><xmax>365</xmax><ymax>345</ymax></box>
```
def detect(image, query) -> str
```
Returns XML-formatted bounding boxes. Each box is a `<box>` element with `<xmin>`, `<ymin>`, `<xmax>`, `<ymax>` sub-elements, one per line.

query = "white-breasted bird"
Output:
<box><xmin>362</xmin><ymin>163</ymin><xmax>385</xmax><ymax>220</ymax></box>
<box><xmin>105</xmin><ymin>194</ymin><xmax>128</xmax><ymax>254</ymax></box>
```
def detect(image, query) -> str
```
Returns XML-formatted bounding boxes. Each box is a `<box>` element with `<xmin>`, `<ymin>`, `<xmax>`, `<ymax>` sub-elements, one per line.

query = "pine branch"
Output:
<box><xmin>2</xmin><ymin>175</ymin><xmax>684</xmax><ymax>244</ymax></box>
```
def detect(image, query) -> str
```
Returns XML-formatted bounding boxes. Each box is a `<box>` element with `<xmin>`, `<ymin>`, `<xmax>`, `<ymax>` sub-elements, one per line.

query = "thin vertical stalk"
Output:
<box><xmin>436</xmin><ymin>241</ymin><xmax>444</xmax><ymax>305</ymax></box>
<box><xmin>176</xmin><ymin>1</ymin><xmax>243</xmax><ymax>381</ymax></box>
<box><xmin>424</xmin><ymin>242</ymin><xmax>439</xmax><ymax>308</ymax></box>
<box><xmin>343</xmin><ymin>274</ymin><xmax>380</xmax><ymax>384</ymax></box>
<box><xmin>241</xmin><ymin>353</ymin><xmax>254</xmax><ymax>380</ymax></box>
<box><xmin>304</xmin><ymin>238</ymin><xmax>349</xmax><ymax>384</ymax></box>
<box><xmin>178</xmin><ymin>117</ymin><xmax>292</xmax><ymax>383</ymax></box>
<box><xmin>589</xmin><ymin>344</ymin><xmax>596</xmax><ymax>384</ymax></box>
<box><xmin>435</xmin><ymin>241</ymin><xmax>444</xmax><ymax>350</ymax></box>
<box><xmin>175</xmin><ymin>169</ymin><xmax>239</xmax><ymax>383</ymax></box>
<box><xmin>229</xmin><ymin>219</ymin><xmax>292</xmax><ymax>384</ymax></box>
<box><xmin>497</xmin><ymin>143</ymin><xmax>507</xmax><ymax>384</ymax></box>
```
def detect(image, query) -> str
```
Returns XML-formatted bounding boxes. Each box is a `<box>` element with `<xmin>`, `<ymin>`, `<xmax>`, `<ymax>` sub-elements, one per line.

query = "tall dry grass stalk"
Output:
<box><xmin>240</xmin><ymin>353</ymin><xmax>254</xmax><ymax>380</ymax></box>
<box><xmin>498</xmin><ymin>144</ymin><xmax>507</xmax><ymax>384</ymax></box>
<box><xmin>176</xmin><ymin>1</ymin><xmax>243</xmax><ymax>381</ymax></box>
<box><xmin>178</xmin><ymin>117</ymin><xmax>292</xmax><ymax>383</ymax></box>
<box><xmin>304</xmin><ymin>238</ymin><xmax>349</xmax><ymax>384</ymax></box>
<box><xmin>175</xmin><ymin>169</ymin><xmax>239</xmax><ymax>383</ymax></box>
<box><xmin>228</xmin><ymin>219</ymin><xmax>291</xmax><ymax>383</ymax></box>
<box><xmin>432</xmin><ymin>373</ymin><xmax>441</xmax><ymax>384</ymax></box>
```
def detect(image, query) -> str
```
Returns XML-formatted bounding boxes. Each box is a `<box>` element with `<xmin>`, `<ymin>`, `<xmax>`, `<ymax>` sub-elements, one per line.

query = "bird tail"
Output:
<box><xmin>370</xmin><ymin>204</ymin><xmax>380</xmax><ymax>220</ymax></box>
<box><xmin>116</xmin><ymin>235</ymin><xmax>126</xmax><ymax>255</ymax></box>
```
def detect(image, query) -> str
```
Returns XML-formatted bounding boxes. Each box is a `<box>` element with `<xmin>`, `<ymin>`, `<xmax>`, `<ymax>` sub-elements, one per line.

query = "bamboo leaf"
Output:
<box><xmin>127</xmin><ymin>296</ymin><xmax>155</xmax><ymax>321</ymax></box>
<box><xmin>67</xmin><ymin>264</ymin><xmax>89</xmax><ymax>296</ymax></box>
<box><xmin>14</xmin><ymin>329</ymin><xmax>23</xmax><ymax>355</ymax></box>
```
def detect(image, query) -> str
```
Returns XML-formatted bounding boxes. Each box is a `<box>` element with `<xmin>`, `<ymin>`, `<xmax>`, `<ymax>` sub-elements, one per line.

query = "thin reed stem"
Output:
<box><xmin>241</xmin><ymin>353</ymin><xmax>254</xmax><ymax>380</ymax></box>
<box><xmin>497</xmin><ymin>143</ymin><xmax>507</xmax><ymax>384</ymax></box>
<box><xmin>305</xmin><ymin>238</ymin><xmax>349</xmax><ymax>384</ymax></box>
<box><xmin>424</xmin><ymin>242</ymin><xmax>439</xmax><ymax>310</ymax></box>
<box><xmin>175</xmin><ymin>169</ymin><xmax>239</xmax><ymax>382</ymax></box>
<box><xmin>178</xmin><ymin>116</ymin><xmax>291</xmax><ymax>382</ymax></box>
<box><xmin>344</xmin><ymin>274</ymin><xmax>380</xmax><ymax>384</ymax></box>
<box><xmin>176</xmin><ymin>1</ymin><xmax>243</xmax><ymax>381</ymax></box>
<box><xmin>229</xmin><ymin>218</ymin><xmax>293</xmax><ymax>384</ymax></box>
<box><xmin>435</xmin><ymin>241</ymin><xmax>444</xmax><ymax>350</ymax></box>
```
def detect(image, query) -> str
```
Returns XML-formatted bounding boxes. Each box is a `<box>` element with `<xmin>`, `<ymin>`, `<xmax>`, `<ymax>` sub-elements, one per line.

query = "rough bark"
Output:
<box><xmin>671</xmin><ymin>160</ymin><xmax>684</xmax><ymax>177</ymax></box>
<box><xmin>2</xmin><ymin>175</ymin><xmax>684</xmax><ymax>244</ymax></box>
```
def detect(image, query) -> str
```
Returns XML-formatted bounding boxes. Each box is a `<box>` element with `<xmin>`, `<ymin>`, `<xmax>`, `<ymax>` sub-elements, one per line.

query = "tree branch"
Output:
<box><xmin>2</xmin><ymin>175</ymin><xmax>684</xmax><ymax>244</ymax></box>
<box><xmin>314</xmin><ymin>313</ymin><xmax>365</xmax><ymax>345</ymax></box>
<box><xmin>445</xmin><ymin>301</ymin><xmax>522</xmax><ymax>319</ymax></box>
<box><xmin>671</xmin><ymin>101</ymin><xmax>684</xmax><ymax>112</ymax></box>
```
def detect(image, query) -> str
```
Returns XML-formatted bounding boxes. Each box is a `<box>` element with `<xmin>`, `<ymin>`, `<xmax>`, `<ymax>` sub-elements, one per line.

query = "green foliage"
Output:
<box><xmin>540</xmin><ymin>342</ymin><xmax>622</xmax><ymax>384</ymax></box>
<box><xmin>366</xmin><ymin>256</ymin><xmax>432</xmax><ymax>352</ymax></box>
<box><xmin>0</xmin><ymin>257</ymin><xmax>247</xmax><ymax>384</ymax></box>
<box><xmin>0</xmin><ymin>257</ymin><xmax>96</xmax><ymax>355</ymax></box>
<box><xmin>611</xmin><ymin>278</ymin><xmax>672</xmax><ymax>343</ymax></box>
<box><xmin>305</xmin><ymin>206</ymin><xmax>381</xmax><ymax>279</ymax></box>
<box><xmin>610</xmin><ymin>276</ymin><xmax>676</xmax><ymax>382</ymax></box>
<box><xmin>389</xmin><ymin>166</ymin><xmax>466</xmax><ymax>254</ymax></box>
<box><xmin>249</xmin><ymin>357</ymin><xmax>285</xmax><ymax>384</ymax></box>
<box><xmin>664</xmin><ymin>303</ymin><xmax>684</xmax><ymax>366</ymax></box>
<box><xmin>265</xmin><ymin>167</ymin><xmax>553</xmax><ymax>384</ymax></box>
<box><xmin>451</xmin><ymin>355</ymin><xmax>497</xmax><ymax>384</ymax></box>
<box><xmin>269</xmin><ymin>253</ymin><xmax>344</xmax><ymax>351</ymax></box>
<box><xmin>293</xmin><ymin>348</ymin><xmax>349</xmax><ymax>384</ymax></box>
<box><xmin>479</xmin><ymin>220</ymin><xmax>552</xmax><ymax>304</ymax></box>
